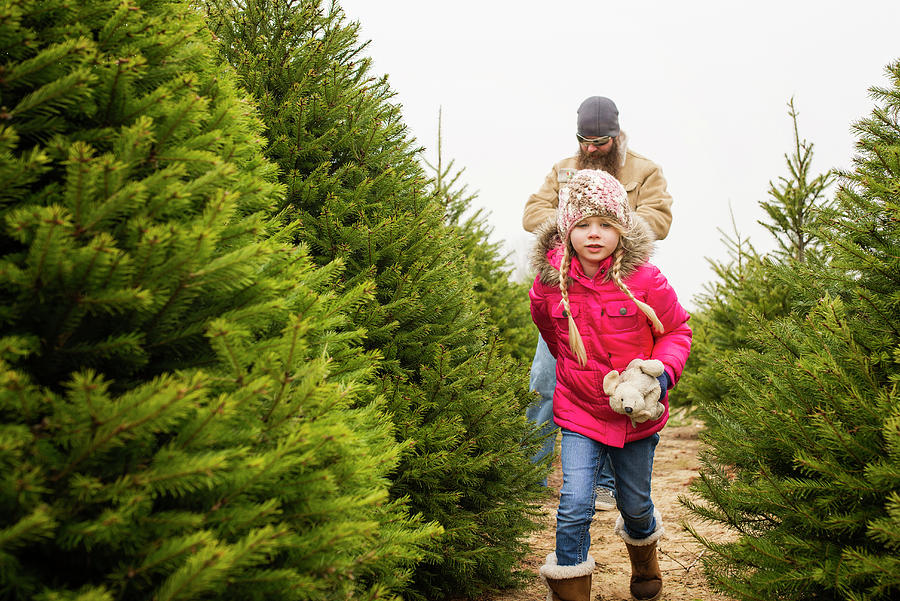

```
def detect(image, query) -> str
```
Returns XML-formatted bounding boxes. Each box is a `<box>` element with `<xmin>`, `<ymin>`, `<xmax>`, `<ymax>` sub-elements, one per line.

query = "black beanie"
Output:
<box><xmin>577</xmin><ymin>96</ymin><xmax>620</xmax><ymax>138</ymax></box>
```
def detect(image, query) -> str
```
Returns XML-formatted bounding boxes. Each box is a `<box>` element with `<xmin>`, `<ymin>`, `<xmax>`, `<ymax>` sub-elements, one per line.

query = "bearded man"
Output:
<box><xmin>522</xmin><ymin>96</ymin><xmax>674</xmax><ymax>511</ymax></box>
<box><xmin>522</xmin><ymin>96</ymin><xmax>672</xmax><ymax>236</ymax></box>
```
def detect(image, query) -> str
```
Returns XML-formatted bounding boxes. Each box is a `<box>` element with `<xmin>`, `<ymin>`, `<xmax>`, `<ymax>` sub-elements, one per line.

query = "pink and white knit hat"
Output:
<box><xmin>557</xmin><ymin>169</ymin><xmax>631</xmax><ymax>240</ymax></box>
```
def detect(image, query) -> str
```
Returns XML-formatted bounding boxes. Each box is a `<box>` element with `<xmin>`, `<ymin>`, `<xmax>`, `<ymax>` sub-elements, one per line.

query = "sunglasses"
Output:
<box><xmin>577</xmin><ymin>134</ymin><xmax>613</xmax><ymax>146</ymax></box>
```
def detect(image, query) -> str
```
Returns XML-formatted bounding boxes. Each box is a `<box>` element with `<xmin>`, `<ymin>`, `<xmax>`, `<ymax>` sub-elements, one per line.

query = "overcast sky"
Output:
<box><xmin>338</xmin><ymin>0</ymin><xmax>898</xmax><ymax>309</ymax></box>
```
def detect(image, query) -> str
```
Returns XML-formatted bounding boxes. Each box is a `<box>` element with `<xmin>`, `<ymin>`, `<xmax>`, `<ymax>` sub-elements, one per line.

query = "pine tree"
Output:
<box><xmin>0</xmin><ymin>1</ymin><xmax>432</xmax><ymax>599</ymax></box>
<box><xmin>759</xmin><ymin>99</ymin><xmax>835</xmax><ymax>263</ymax></box>
<box><xmin>682</xmin><ymin>64</ymin><xmax>900</xmax><ymax>600</ymax></box>
<box><xmin>673</xmin><ymin>104</ymin><xmax>833</xmax><ymax>411</ymax></box>
<box><xmin>200</xmin><ymin>0</ymin><xmax>549</xmax><ymax>598</ymax></box>
<box><xmin>426</xmin><ymin>109</ymin><xmax>535</xmax><ymax>364</ymax></box>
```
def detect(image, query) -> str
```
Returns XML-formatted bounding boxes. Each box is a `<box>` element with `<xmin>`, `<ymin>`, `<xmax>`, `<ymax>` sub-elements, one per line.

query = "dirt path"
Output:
<box><xmin>474</xmin><ymin>412</ymin><xmax>736</xmax><ymax>601</ymax></box>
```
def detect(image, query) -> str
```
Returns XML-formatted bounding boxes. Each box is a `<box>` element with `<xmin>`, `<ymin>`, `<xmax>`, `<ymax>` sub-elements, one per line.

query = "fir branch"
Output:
<box><xmin>0</xmin><ymin>503</ymin><xmax>57</xmax><ymax>550</ymax></box>
<box><xmin>262</xmin><ymin>317</ymin><xmax>303</xmax><ymax>424</ymax></box>
<box><xmin>1</xmin><ymin>36</ymin><xmax>92</xmax><ymax>88</ymax></box>
<box><xmin>51</xmin><ymin>375</ymin><xmax>206</xmax><ymax>482</ymax></box>
<box><xmin>9</xmin><ymin>67</ymin><xmax>95</xmax><ymax>119</ymax></box>
<box><xmin>856</xmin><ymin>288</ymin><xmax>900</xmax><ymax>340</ymax></box>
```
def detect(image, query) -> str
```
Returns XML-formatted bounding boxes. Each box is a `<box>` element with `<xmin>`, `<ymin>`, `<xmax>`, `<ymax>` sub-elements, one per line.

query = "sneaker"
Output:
<box><xmin>595</xmin><ymin>487</ymin><xmax>616</xmax><ymax>511</ymax></box>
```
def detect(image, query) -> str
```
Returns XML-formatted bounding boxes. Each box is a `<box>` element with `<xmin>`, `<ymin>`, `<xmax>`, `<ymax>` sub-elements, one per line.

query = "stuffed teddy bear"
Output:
<box><xmin>602</xmin><ymin>358</ymin><xmax>666</xmax><ymax>427</ymax></box>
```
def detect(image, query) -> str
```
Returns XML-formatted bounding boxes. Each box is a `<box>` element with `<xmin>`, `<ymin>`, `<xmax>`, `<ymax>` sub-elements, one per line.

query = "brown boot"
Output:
<box><xmin>539</xmin><ymin>552</ymin><xmax>594</xmax><ymax>601</ymax></box>
<box><xmin>624</xmin><ymin>540</ymin><xmax>663</xmax><ymax>601</ymax></box>
<box><xmin>615</xmin><ymin>511</ymin><xmax>665</xmax><ymax>601</ymax></box>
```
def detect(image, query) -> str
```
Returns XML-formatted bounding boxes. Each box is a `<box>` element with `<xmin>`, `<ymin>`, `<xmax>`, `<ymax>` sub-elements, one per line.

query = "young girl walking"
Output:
<box><xmin>529</xmin><ymin>169</ymin><xmax>692</xmax><ymax>601</ymax></box>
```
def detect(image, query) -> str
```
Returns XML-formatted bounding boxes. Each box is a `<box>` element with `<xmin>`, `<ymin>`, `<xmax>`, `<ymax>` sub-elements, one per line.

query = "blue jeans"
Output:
<box><xmin>556</xmin><ymin>429</ymin><xmax>660</xmax><ymax>566</ymax></box>
<box><xmin>527</xmin><ymin>336</ymin><xmax>616</xmax><ymax>492</ymax></box>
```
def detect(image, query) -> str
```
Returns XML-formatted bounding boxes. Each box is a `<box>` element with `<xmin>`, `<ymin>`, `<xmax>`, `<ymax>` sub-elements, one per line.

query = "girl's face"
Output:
<box><xmin>569</xmin><ymin>216</ymin><xmax>620</xmax><ymax>278</ymax></box>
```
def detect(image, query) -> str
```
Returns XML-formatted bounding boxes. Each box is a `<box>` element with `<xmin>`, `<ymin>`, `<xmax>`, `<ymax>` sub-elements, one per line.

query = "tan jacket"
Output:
<box><xmin>522</xmin><ymin>138</ymin><xmax>673</xmax><ymax>239</ymax></box>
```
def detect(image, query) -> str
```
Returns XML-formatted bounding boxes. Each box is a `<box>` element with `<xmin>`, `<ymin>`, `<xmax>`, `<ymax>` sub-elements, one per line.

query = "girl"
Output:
<box><xmin>529</xmin><ymin>169</ymin><xmax>691</xmax><ymax>601</ymax></box>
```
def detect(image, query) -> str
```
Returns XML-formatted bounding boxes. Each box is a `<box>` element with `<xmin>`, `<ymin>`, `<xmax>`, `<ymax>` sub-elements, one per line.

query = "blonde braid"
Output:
<box><xmin>610</xmin><ymin>248</ymin><xmax>665</xmax><ymax>334</ymax></box>
<box><xmin>559</xmin><ymin>243</ymin><xmax>588</xmax><ymax>366</ymax></box>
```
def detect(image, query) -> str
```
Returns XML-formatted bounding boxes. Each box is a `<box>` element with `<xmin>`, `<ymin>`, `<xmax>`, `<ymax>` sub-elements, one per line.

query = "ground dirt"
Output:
<box><xmin>468</xmin><ymin>411</ymin><xmax>736</xmax><ymax>601</ymax></box>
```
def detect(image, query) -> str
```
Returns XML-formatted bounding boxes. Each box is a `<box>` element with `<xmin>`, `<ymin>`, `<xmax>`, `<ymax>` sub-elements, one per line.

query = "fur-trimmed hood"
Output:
<box><xmin>529</xmin><ymin>213</ymin><xmax>656</xmax><ymax>287</ymax></box>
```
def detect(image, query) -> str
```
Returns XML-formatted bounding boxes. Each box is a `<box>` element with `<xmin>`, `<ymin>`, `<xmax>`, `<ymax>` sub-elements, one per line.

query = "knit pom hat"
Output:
<box><xmin>557</xmin><ymin>169</ymin><xmax>631</xmax><ymax>242</ymax></box>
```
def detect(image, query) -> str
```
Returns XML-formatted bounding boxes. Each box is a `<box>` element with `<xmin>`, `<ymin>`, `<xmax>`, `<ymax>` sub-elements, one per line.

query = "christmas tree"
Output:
<box><xmin>0</xmin><ymin>1</ymin><xmax>433</xmax><ymax>599</ymax></box>
<box><xmin>425</xmin><ymin>110</ymin><xmax>535</xmax><ymax>364</ymax></box>
<box><xmin>759</xmin><ymin>99</ymin><xmax>835</xmax><ymax>263</ymax></box>
<box><xmin>201</xmin><ymin>0</ymin><xmax>548</xmax><ymax>598</ymax></box>
<box><xmin>683</xmin><ymin>67</ymin><xmax>900</xmax><ymax>600</ymax></box>
<box><xmin>673</xmin><ymin>102</ymin><xmax>833</xmax><ymax>412</ymax></box>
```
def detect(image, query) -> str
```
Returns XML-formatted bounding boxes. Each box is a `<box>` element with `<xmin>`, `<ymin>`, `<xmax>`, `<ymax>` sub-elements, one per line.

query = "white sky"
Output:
<box><xmin>338</xmin><ymin>0</ymin><xmax>899</xmax><ymax>310</ymax></box>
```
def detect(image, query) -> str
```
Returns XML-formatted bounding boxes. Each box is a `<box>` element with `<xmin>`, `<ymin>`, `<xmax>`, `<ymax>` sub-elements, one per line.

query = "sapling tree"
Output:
<box><xmin>683</xmin><ymin>68</ymin><xmax>900</xmax><ymax>601</ymax></box>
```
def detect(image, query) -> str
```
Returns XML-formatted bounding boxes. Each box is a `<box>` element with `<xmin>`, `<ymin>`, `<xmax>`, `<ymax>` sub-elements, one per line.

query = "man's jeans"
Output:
<box><xmin>526</xmin><ymin>336</ymin><xmax>558</xmax><ymax>476</ymax></box>
<box><xmin>556</xmin><ymin>429</ymin><xmax>660</xmax><ymax>566</ymax></box>
<box><xmin>527</xmin><ymin>335</ymin><xmax>616</xmax><ymax>492</ymax></box>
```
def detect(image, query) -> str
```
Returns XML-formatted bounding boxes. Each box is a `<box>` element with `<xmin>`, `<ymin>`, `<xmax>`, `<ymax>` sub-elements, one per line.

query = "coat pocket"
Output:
<box><xmin>558</xmin><ymin>167</ymin><xmax>578</xmax><ymax>183</ymax></box>
<box><xmin>602</xmin><ymin>300</ymin><xmax>640</xmax><ymax>333</ymax></box>
<box><xmin>555</xmin><ymin>356</ymin><xmax>607</xmax><ymax>413</ymax></box>
<box><xmin>551</xmin><ymin>301</ymin><xmax>580</xmax><ymax>347</ymax></box>
<box><xmin>551</xmin><ymin>301</ymin><xmax>579</xmax><ymax>320</ymax></box>
<box><xmin>625</xmin><ymin>181</ymin><xmax>639</xmax><ymax>208</ymax></box>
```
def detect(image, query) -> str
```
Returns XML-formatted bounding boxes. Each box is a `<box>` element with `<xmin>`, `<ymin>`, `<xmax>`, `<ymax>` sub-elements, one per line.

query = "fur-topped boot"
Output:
<box><xmin>538</xmin><ymin>552</ymin><xmax>594</xmax><ymax>601</ymax></box>
<box><xmin>615</xmin><ymin>510</ymin><xmax>665</xmax><ymax>601</ymax></box>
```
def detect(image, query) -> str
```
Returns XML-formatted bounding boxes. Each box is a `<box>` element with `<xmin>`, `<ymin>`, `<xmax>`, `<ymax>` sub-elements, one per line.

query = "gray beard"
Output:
<box><xmin>576</xmin><ymin>139</ymin><xmax>620</xmax><ymax>179</ymax></box>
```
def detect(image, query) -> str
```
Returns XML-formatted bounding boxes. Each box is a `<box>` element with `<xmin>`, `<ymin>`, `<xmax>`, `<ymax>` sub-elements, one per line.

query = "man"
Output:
<box><xmin>523</xmin><ymin>96</ymin><xmax>673</xmax><ymax>510</ymax></box>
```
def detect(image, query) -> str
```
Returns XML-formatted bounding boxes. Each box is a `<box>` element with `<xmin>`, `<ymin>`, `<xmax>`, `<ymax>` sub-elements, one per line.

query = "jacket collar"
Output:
<box><xmin>530</xmin><ymin>213</ymin><xmax>655</xmax><ymax>287</ymax></box>
<box><xmin>566</xmin><ymin>253</ymin><xmax>615</xmax><ymax>283</ymax></box>
<box><xmin>616</xmin><ymin>130</ymin><xmax>629</xmax><ymax>167</ymax></box>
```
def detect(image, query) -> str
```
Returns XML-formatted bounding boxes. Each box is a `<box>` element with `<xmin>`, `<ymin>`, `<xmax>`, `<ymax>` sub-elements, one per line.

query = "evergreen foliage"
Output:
<box><xmin>0</xmin><ymin>0</ymin><xmax>432</xmax><ymax>598</ymax></box>
<box><xmin>759</xmin><ymin>99</ymin><xmax>835</xmax><ymax>263</ymax></box>
<box><xmin>425</xmin><ymin>110</ymin><xmax>535</xmax><ymax>364</ymax></box>
<box><xmin>683</xmin><ymin>65</ymin><xmax>900</xmax><ymax>600</ymax></box>
<box><xmin>201</xmin><ymin>1</ymin><xmax>548</xmax><ymax>598</ymax></box>
<box><xmin>673</xmin><ymin>104</ymin><xmax>833</xmax><ymax>410</ymax></box>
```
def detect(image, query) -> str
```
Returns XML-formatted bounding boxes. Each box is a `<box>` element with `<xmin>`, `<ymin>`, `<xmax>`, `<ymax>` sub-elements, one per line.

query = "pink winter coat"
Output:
<box><xmin>529</xmin><ymin>218</ymin><xmax>692</xmax><ymax>448</ymax></box>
